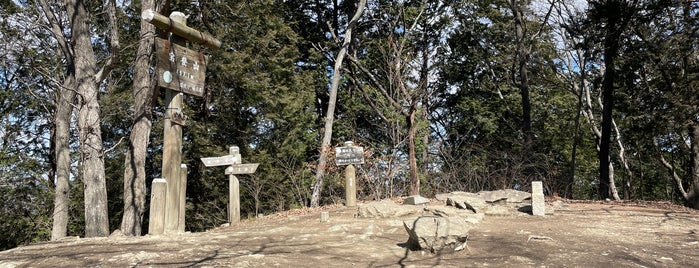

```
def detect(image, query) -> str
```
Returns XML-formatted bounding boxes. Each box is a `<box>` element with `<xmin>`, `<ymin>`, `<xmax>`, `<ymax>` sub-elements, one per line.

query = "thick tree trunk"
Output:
<box><xmin>68</xmin><ymin>0</ymin><xmax>110</xmax><ymax>237</ymax></box>
<box><xmin>511</xmin><ymin>1</ymin><xmax>532</xmax><ymax>150</ymax></box>
<box><xmin>121</xmin><ymin>0</ymin><xmax>156</xmax><ymax>236</ymax></box>
<box><xmin>51</xmin><ymin>78</ymin><xmax>75</xmax><ymax>240</ymax></box>
<box><xmin>688</xmin><ymin>123</ymin><xmax>699</xmax><ymax>209</ymax></box>
<box><xmin>310</xmin><ymin>0</ymin><xmax>366</xmax><ymax>207</ymax></box>
<box><xmin>598</xmin><ymin>11</ymin><xmax>620</xmax><ymax>200</ymax></box>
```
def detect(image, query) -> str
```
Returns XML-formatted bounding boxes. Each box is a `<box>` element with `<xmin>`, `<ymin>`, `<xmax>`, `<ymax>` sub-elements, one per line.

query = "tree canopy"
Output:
<box><xmin>0</xmin><ymin>0</ymin><xmax>697</xmax><ymax>250</ymax></box>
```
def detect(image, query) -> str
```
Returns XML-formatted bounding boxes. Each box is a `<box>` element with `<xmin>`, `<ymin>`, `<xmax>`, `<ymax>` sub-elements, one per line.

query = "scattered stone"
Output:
<box><xmin>109</xmin><ymin>229</ymin><xmax>123</xmax><ymax>237</ymax></box>
<box><xmin>328</xmin><ymin>224</ymin><xmax>348</xmax><ymax>232</ymax></box>
<box><xmin>655</xmin><ymin>257</ymin><xmax>674</xmax><ymax>263</ymax></box>
<box><xmin>403</xmin><ymin>195</ymin><xmax>430</xmax><ymax>205</ymax></box>
<box><xmin>446</xmin><ymin>192</ymin><xmax>486</xmax><ymax>213</ymax></box>
<box><xmin>403</xmin><ymin>216</ymin><xmax>472</xmax><ymax>253</ymax></box>
<box><xmin>320</xmin><ymin>211</ymin><xmax>329</xmax><ymax>222</ymax></box>
<box><xmin>551</xmin><ymin>200</ymin><xmax>567</xmax><ymax>208</ymax></box>
<box><xmin>527</xmin><ymin>235</ymin><xmax>554</xmax><ymax>242</ymax></box>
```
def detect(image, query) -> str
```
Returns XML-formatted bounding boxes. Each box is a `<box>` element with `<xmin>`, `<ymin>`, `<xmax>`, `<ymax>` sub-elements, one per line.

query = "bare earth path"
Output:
<box><xmin>1</xmin><ymin>200</ymin><xmax>698</xmax><ymax>267</ymax></box>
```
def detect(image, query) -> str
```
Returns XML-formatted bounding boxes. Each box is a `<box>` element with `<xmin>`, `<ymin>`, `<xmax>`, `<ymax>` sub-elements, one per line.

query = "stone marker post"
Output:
<box><xmin>149</xmin><ymin>178</ymin><xmax>167</xmax><ymax>234</ymax></box>
<box><xmin>335</xmin><ymin>141</ymin><xmax>364</xmax><ymax>207</ymax></box>
<box><xmin>345</xmin><ymin>164</ymin><xmax>357</xmax><ymax>207</ymax></box>
<box><xmin>532</xmin><ymin>181</ymin><xmax>545</xmax><ymax>216</ymax></box>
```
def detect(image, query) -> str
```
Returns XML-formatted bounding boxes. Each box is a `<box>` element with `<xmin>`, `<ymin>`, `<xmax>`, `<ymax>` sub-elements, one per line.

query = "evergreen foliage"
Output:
<box><xmin>0</xmin><ymin>0</ymin><xmax>697</xmax><ymax>249</ymax></box>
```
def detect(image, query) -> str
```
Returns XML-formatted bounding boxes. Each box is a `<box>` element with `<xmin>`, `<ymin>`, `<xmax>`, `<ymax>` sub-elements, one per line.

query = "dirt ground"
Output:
<box><xmin>1</xmin><ymin>199</ymin><xmax>698</xmax><ymax>268</ymax></box>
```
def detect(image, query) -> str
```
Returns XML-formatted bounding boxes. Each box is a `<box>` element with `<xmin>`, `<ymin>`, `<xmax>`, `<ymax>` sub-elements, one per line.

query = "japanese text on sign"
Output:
<box><xmin>156</xmin><ymin>38</ymin><xmax>208</xmax><ymax>97</ymax></box>
<box><xmin>335</xmin><ymin>145</ymin><xmax>364</xmax><ymax>166</ymax></box>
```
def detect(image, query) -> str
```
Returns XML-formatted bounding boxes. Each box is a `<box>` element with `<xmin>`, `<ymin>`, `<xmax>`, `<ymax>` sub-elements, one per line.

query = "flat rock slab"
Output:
<box><xmin>357</xmin><ymin>200</ymin><xmax>422</xmax><ymax>218</ymax></box>
<box><xmin>445</xmin><ymin>192</ymin><xmax>487</xmax><ymax>213</ymax></box>
<box><xmin>403</xmin><ymin>195</ymin><xmax>430</xmax><ymax>205</ymax></box>
<box><xmin>478</xmin><ymin>189</ymin><xmax>531</xmax><ymax>203</ymax></box>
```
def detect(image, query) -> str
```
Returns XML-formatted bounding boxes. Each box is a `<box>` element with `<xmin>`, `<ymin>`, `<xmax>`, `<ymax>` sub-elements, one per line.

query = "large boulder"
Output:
<box><xmin>422</xmin><ymin>206</ymin><xmax>483</xmax><ymax>224</ymax></box>
<box><xmin>403</xmin><ymin>216</ymin><xmax>473</xmax><ymax>253</ymax></box>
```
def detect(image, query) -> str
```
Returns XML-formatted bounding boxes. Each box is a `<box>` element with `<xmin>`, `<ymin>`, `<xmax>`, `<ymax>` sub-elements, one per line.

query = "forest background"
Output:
<box><xmin>0</xmin><ymin>0</ymin><xmax>697</xmax><ymax>250</ymax></box>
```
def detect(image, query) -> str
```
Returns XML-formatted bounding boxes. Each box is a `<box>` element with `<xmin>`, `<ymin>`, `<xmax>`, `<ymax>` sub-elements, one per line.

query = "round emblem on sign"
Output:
<box><xmin>163</xmin><ymin>71</ymin><xmax>173</xmax><ymax>83</ymax></box>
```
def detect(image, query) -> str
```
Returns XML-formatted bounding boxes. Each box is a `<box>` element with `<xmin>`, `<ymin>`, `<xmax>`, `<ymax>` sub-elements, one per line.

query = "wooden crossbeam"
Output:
<box><xmin>142</xmin><ymin>9</ymin><xmax>222</xmax><ymax>50</ymax></box>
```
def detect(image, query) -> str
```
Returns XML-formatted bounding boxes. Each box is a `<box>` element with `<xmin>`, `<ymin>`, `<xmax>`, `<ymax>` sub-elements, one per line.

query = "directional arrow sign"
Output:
<box><xmin>201</xmin><ymin>154</ymin><xmax>240</xmax><ymax>167</ymax></box>
<box><xmin>225</xmin><ymin>164</ymin><xmax>259</xmax><ymax>175</ymax></box>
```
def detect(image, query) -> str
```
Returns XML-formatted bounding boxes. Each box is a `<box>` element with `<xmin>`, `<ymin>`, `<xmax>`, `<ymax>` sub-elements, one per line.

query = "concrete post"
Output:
<box><xmin>532</xmin><ymin>181</ymin><xmax>545</xmax><ymax>216</ymax></box>
<box><xmin>229</xmin><ymin>175</ymin><xmax>240</xmax><ymax>223</ymax></box>
<box><xmin>345</xmin><ymin>164</ymin><xmax>357</xmax><ymax>207</ymax></box>
<box><xmin>148</xmin><ymin>178</ymin><xmax>167</xmax><ymax>235</ymax></box>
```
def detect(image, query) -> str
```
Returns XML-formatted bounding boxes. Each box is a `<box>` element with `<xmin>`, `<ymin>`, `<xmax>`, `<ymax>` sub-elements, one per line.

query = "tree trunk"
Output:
<box><xmin>51</xmin><ymin>77</ymin><xmax>75</xmax><ymax>240</ymax></box>
<box><xmin>688</xmin><ymin>123</ymin><xmax>699</xmax><ymax>208</ymax></box>
<box><xmin>598</xmin><ymin>11</ymin><xmax>620</xmax><ymax>201</ymax></box>
<box><xmin>511</xmin><ymin>0</ymin><xmax>532</xmax><ymax>150</ymax></box>
<box><xmin>121</xmin><ymin>0</ymin><xmax>156</xmax><ymax>236</ymax></box>
<box><xmin>407</xmin><ymin>111</ymin><xmax>419</xmax><ymax>195</ymax></box>
<box><xmin>310</xmin><ymin>0</ymin><xmax>367</xmax><ymax>207</ymax></box>
<box><xmin>68</xmin><ymin>0</ymin><xmax>110</xmax><ymax>237</ymax></box>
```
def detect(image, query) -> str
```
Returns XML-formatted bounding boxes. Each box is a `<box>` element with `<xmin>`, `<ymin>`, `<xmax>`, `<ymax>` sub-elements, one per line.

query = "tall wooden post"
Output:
<box><xmin>144</xmin><ymin>9</ymin><xmax>221</xmax><ymax>235</ymax></box>
<box><xmin>229</xmin><ymin>175</ymin><xmax>240</xmax><ymax>223</ymax></box>
<box><xmin>162</xmin><ymin>12</ymin><xmax>186</xmax><ymax>233</ymax></box>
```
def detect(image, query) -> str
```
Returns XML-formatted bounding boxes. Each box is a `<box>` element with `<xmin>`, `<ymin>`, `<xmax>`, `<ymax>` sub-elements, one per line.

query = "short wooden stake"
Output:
<box><xmin>178</xmin><ymin>164</ymin><xmax>187</xmax><ymax>232</ymax></box>
<box><xmin>149</xmin><ymin>178</ymin><xmax>167</xmax><ymax>235</ymax></box>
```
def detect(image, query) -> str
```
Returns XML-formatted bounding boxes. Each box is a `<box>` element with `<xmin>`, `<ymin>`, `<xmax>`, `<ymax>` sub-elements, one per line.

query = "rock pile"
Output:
<box><xmin>357</xmin><ymin>189</ymin><xmax>547</xmax><ymax>253</ymax></box>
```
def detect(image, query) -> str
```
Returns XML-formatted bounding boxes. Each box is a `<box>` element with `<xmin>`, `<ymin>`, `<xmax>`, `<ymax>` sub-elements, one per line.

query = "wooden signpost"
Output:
<box><xmin>155</xmin><ymin>38</ymin><xmax>208</xmax><ymax>97</ymax></box>
<box><xmin>201</xmin><ymin>146</ymin><xmax>259</xmax><ymax>223</ymax></box>
<box><xmin>144</xmin><ymin>10</ymin><xmax>221</xmax><ymax>235</ymax></box>
<box><xmin>335</xmin><ymin>141</ymin><xmax>364</xmax><ymax>207</ymax></box>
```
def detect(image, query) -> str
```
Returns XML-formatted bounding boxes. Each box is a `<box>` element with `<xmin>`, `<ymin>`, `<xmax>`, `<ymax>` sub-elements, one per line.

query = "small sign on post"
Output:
<box><xmin>336</xmin><ymin>141</ymin><xmax>364</xmax><ymax>207</ymax></box>
<box><xmin>335</xmin><ymin>142</ymin><xmax>365</xmax><ymax>166</ymax></box>
<box><xmin>201</xmin><ymin>154</ymin><xmax>241</xmax><ymax>167</ymax></box>
<box><xmin>201</xmin><ymin>146</ymin><xmax>259</xmax><ymax>224</ymax></box>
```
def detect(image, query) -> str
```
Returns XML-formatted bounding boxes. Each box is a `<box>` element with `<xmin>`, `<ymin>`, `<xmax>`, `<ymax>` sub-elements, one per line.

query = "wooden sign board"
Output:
<box><xmin>225</xmin><ymin>164</ymin><xmax>259</xmax><ymax>175</ymax></box>
<box><xmin>335</xmin><ymin>146</ymin><xmax>364</xmax><ymax>166</ymax></box>
<box><xmin>156</xmin><ymin>38</ymin><xmax>208</xmax><ymax>97</ymax></box>
<box><xmin>201</xmin><ymin>154</ymin><xmax>240</xmax><ymax>167</ymax></box>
